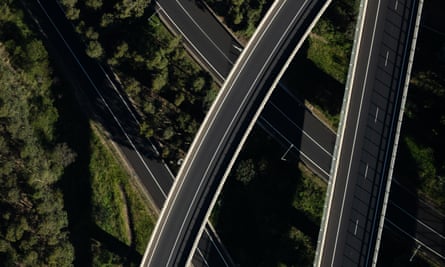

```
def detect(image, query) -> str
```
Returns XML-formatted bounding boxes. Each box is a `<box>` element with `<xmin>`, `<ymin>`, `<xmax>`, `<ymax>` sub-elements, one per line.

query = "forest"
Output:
<box><xmin>0</xmin><ymin>1</ymin><xmax>74</xmax><ymax>265</ymax></box>
<box><xmin>205</xmin><ymin>0</ymin><xmax>273</xmax><ymax>39</ymax></box>
<box><xmin>60</xmin><ymin>0</ymin><xmax>218</xmax><ymax>166</ymax></box>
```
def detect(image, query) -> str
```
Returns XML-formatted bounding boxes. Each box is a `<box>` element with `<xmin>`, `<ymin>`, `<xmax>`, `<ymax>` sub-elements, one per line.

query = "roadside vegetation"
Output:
<box><xmin>59</xmin><ymin>0</ymin><xmax>218</xmax><ymax>167</ymax></box>
<box><xmin>281</xmin><ymin>0</ymin><xmax>359</xmax><ymax>130</ymax></box>
<box><xmin>0</xmin><ymin>1</ymin><xmax>156</xmax><ymax>266</ymax></box>
<box><xmin>0</xmin><ymin>1</ymin><xmax>74</xmax><ymax>265</ymax></box>
<box><xmin>54</xmin><ymin>34</ymin><xmax>156</xmax><ymax>267</ymax></box>
<box><xmin>211</xmin><ymin>128</ymin><xmax>326</xmax><ymax>266</ymax></box>
<box><xmin>205</xmin><ymin>0</ymin><xmax>359</xmax><ymax>130</ymax></box>
<box><xmin>88</xmin><ymin>129</ymin><xmax>154</xmax><ymax>266</ymax></box>
<box><xmin>394</xmin><ymin>0</ymin><xmax>445</xmax><ymax>213</ymax></box>
<box><xmin>204</xmin><ymin>0</ymin><xmax>273</xmax><ymax>40</ymax></box>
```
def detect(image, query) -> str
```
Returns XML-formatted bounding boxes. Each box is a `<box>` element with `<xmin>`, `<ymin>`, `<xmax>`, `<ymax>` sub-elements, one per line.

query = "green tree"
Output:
<box><xmin>86</xmin><ymin>40</ymin><xmax>103</xmax><ymax>58</ymax></box>
<box><xmin>235</xmin><ymin>159</ymin><xmax>256</xmax><ymax>185</ymax></box>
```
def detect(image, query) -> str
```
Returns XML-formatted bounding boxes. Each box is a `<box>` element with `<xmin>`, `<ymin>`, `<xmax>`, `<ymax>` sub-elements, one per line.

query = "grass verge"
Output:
<box><xmin>89</xmin><ymin>124</ymin><xmax>155</xmax><ymax>266</ymax></box>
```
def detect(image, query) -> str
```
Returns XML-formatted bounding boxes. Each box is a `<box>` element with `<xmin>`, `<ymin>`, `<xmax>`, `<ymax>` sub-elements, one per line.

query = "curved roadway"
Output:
<box><xmin>141</xmin><ymin>0</ymin><xmax>331</xmax><ymax>265</ymax></box>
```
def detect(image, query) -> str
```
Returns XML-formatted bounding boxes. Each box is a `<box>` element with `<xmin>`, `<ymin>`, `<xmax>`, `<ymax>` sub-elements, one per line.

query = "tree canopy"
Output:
<box><xmin>0</xmin><ymin>1</ymin><xmax>74</xmax><ymax>265</ymax></box>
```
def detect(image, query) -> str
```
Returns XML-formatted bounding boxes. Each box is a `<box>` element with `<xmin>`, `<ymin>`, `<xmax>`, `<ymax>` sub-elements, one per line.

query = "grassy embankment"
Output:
<box><xmin>56</xmin><ymin>63</ymin><xmax>155</xmax><ymax>266</ymax></box>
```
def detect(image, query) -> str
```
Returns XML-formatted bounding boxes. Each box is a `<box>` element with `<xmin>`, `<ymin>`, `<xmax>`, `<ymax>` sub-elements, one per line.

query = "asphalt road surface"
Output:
<box><xmin>27</xmin><ymin>1</ymin><xmax>234</xmax><ymax>266</ymax></box>
<box><xmin>157</xmin><ymin>0</ymin><xmax>444</xmax><ymax>265</ymax></box>
<box><xmin>141</xmin><ymin>0</ymin><xmax>330</xmax><ymax>265</ymax></box>
<box><xmin>157</xmin><ymin>0</ymin><xmax>337</xmax><ymax>179</ymax></box>
<box><xmin>315</xmin><ymin>0</ymin><xmax>422</xmax><ymax>266</ymax></box>
<box><xmin>157</xmin><ymin>0</ymin><xmax>240</xmax><ymax>83</ymax></box>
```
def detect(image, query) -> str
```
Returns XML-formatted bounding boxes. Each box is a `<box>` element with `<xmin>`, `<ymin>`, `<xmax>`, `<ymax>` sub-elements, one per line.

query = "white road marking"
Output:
<box><xmin>354</xmin><ymin>220</ymin><xmax>359</xmax><ymax>235</ymax></box>
<box><xmin>385</xmin><ymin>50</ymin><xmax>389</xmax><ymax>66</ymax></box>
<box><xmin>36</xmin><ymin>0</ymin><xmax>168</xmax><ymax>199</ymax></box>
<box><xmin>259</xmin><ymin>118</ymin><xmax>330</xmax><ymax>177</ymax></box>
<box><xmin>155</xmin><ymin>4</ymin><xmax>225</xmax><ymax>81</ymax></box>
<box><xmin>203</xmin><ymin>227</ymin><xmax>230</xmax><ymax>266</ymax></box>
<box><xmin>40</xmin><ymin>2</ymin><xmax>223</xmax><ymax>265</ymax></box>
<box><xmin>269</xmin><ymin>102</ymin><xmax>333</xmax><ymax>156</ymax></box>
<box><xmin>391</xmin><ymin>202</ymin><xmax>445</xmax><ymax>240</ymax></box>
<box><xmin>173</xmin><ymin>0</ymin><xmax>235</xmax><ymax>64</ymax></box>
<box><xmin>364</xmin><ymin>164</ymin><xmax>369</xmax><ymax>179</ymax></box>
<box><xmin>367</xmin><ymin>2</ymin><xmax>420</xmax><ymax>265</ymax></box>
<box><xmin>165</xmin><ymin>2</ymin><xmax>309</xmax><ymax>264</ymax></box>
<box><xmin>315</xmin><ymin>0</ymin><xmax>370</xmax><ymax>261</ymax></box>
<box><xmin>331</xmin><ymin>0</ymin><xmax>382</xmax><ymax>264</ymax></box>
<box><xmin>146</xmin><ymin>0</ymin><xmax>295</xmax><ymax>264</ymax></box>
<box><xmin>375</xmin><ymin>107</ymin><xmax>379</xmax><ymax>123</ymax></box>
<box><xmin>395</xmin><ymin>0</ymin><xmax>398</xmax><ymax>11</ymax></box>
<box><xmin>386</xmin><ymin>219</ymin><xmax>445</xmax><ymax>260</ymax></box>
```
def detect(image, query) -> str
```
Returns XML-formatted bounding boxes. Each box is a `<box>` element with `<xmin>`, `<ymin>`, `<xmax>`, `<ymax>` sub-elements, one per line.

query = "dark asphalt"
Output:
<box><xmin>141</xmin><ymin>0</ymin><xmax>331</xmax><ymax>265</ymax></box>
<box><xmin>157</xmin><ymin>0</ymin><xmax>239</xmax><ymax>83</ymax></box>
<box><xmin>316</xmin><ymin>0</ymin><xmax>423</xmax><ymax>266</ymax></box>
<box><xmin>157</xmin><ymin>0</ymin><xmax>444</xmax><ymax>265</ymax></box>
<box><xmin>28</xmin><ymin>0</ymin><xmax>444</xmax><ymax>265</ymax></box>
<box><xmin>27</xmin><ymin>1</ymin><xmax>234</xmax><ymax>266</ymax></box>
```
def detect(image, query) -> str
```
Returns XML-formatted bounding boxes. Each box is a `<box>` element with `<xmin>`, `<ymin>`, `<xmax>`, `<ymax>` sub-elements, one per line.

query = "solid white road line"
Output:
<box><xmin>41</xmin><ymin>3</ymin><xmax>221</xmax><ymax>265</ymax></box>
<box><xmin>144</xmin><ymin>1</ymin><xmax>291</xmax><ymax>264</ymax></box>
<box><xmin>269</xmin><ymin>102</ymin><xmax>333</xmax><ymax>156</ymax></box>
<box><xmin>173</xmin><ymin>0</ymin><xmax>235</xmax><ymax>64</ymax></box>
<box><xmin>368</xmin><ymin>2</ymin><xmax>419</xmax><ymax>265</ymax></box>
<box><xmin>315</xmin><ymin>0</ymin><xmax>369</xmax><ymax>263</ymax></box>
<box><xmin>331</xmin><ymin>0</ymin><xmax>382</xmax><ymax>265</ymax></box>
<box><xmin>390</xmin><ymin>202</ymin><xmax>445</xmax><ymax>240</ymax></box>
<box><xmin>202</xmin><ymin>228</ymin><xmax>230</xmax><ymax>267</ymax></box>
<box><xmin>259</xmin><ymin>118</ymin><xmax>330</xmax><ymax>177</ymax></box>
<box><xmin>166</xmin><ymin>1</ymin><xmax>310</xmax><ymax>263</ymax></box>
<box><xmin>395</xmin><ymin>0</ymin><xmax>399</xmax><ymax>11</ymax></box>
<box><xmin>155</xmin><ymin>3</ymin><xmax>225</xmax><ymax>81</ymax></box>
<box><xmin>385</xmin><ymin>219</ymin><xmax>445</xmax><ymax>260</ymax></box>
<box><xmin>385</xmin><ymin>50</ymin><xmax>389</xmax><ymax>66</ymax></box>
<box><xmin>36</xmin><ymin>0</ymin><xmax>167</xmax><ymax>199</ymax></box>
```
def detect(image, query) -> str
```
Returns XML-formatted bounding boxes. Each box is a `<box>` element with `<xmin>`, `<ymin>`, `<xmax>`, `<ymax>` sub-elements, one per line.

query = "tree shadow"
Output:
<box><xmin>55</xmin><ymin>77</ymin><xmax>94</xmax><ymax>266</ymax></box>
<box><xmin>91</xmin><ymin>224</ymin><xmax>142</xmax><ymax>265</ymax></box>
<box><xmin>282</xmin><ymin>42</ymin><xmax>344</xmax><ymax>127</ymax></box>
<box><xmin>213</xmin><ymin>128</ymin><xmax>318</xmax><ymax>266</ymax></box>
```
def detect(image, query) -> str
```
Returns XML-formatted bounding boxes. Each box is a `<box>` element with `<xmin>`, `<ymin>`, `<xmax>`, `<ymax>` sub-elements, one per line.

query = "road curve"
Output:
<box><xmin>141</xmin><ymin>0</ymin><xmax>331</xmax><ymax>265</ymax></box>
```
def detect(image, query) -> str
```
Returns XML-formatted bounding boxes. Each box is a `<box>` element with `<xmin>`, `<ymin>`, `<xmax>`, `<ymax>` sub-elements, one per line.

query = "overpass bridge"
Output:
<box><xmin>154</xmin><ymin>0</ymin><xmax>443</xmax><ymax>266</ymax></box>
<box><xmin>314</xmin><ymin>0</ymin><xmax>424</xmax><ymax>266</ymax></box>
<box><xmin>42</xmin><ymin>0</ymin><xmax>432</xmax><ymax>265</ymax></box>
<box><xmin>141</xmin><ymin>0</ymin><xmax>333</xmax><ymax>265</ymax></box>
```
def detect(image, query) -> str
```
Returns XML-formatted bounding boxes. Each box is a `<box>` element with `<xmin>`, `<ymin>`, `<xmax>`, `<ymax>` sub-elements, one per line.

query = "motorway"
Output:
<box><xmin>156</xmin><ymin>0</ymin><xmax>336</xmax><ymax>184</ymax></box>
<box><xmin>28</xmin><ymin>0</ymin><xmax>444</xmax><ymax>265</ymax></box>
<box><xmin>27</xmin><ymin>1</ymin><xmax>235</xmax><ymax>266</ymax></box>
<box><xmin>156</xmin><ymin>0</ymin><xmax>444</xmax><ymax>265</ymax></box>
<box><xmin>141</xmin><ymin>0</ymin><xmax>331</xmax><ymax>265</ymax></box>
<box><xmin>315</xmin><ymin>0</ymin><xmax>423</xmax><ymax>266</ymax></box>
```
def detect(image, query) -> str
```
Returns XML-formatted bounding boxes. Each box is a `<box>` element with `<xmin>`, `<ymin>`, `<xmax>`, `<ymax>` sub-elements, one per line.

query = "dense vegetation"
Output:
<box><xmin>60</xmin><ymin>0</ymin><xmax>218</xmax><ymax>164</ymax></box>
<box><xmin>211</xmin><ymin>128</ymin><xmax>326</xmax><ymax>266</ymax></box>
<box><xmin>394</xmin><ymin>0</ymin><xmax>445</xmax><ymax>211</ymax></box>
<box><xmin>0</xmin><ymin>1</ymin><xmax>75</xmax><ymax>265</ymax></box>
<box><xmin>205</xmin><ymin>0</ymin><xmax>273</xmax><ymax>40</ymax></box>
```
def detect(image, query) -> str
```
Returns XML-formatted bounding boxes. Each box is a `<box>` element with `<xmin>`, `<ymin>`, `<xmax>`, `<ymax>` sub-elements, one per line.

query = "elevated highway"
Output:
<box><xmin>156</xmin><ymin>1</ymin><xmax>443</xmax><ymax>265</ymax></box>
<box><xmin>141</xmin><ymin>0</ymin><xmax>332</xmax><ymax>265</ymax></box>
<box><xmin>315</xmin><ymin>0</ymin><xmax>424</xmax><ymax>266</ymax></box>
